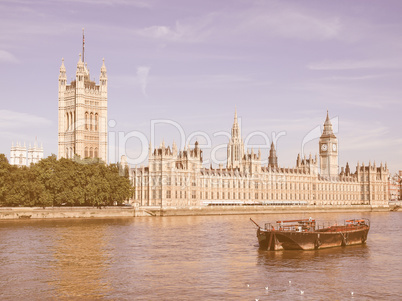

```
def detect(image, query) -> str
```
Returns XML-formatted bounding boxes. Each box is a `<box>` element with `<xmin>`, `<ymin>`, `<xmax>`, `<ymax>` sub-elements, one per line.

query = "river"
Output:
<box><xmin>0</xmin><ymin>212</ymin><xmax>401</xmax><ymax>300</ymax></box>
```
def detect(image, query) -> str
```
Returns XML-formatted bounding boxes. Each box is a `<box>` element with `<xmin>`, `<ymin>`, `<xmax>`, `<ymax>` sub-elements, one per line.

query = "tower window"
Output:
<box><xmin>85</xmin><ymin>112</ymin><xmax>89</xmax><ymax>130</ymax></box>
<box><xmin>90</xmin><ymin>113</ymin><xmax>93</xmax><ymax>131</ymax></box>
<box><xmin>95</xmin><ymin>113</ymin><xmax>98</xmax><ymax>131</ymax></box>
<box><xmin>85</xmin><ymin>147</ymin><xmax>88</xmax><ymax>158</ymax></box>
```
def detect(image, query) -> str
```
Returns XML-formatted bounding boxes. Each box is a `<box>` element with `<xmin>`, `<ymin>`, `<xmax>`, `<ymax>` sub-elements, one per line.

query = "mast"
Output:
<box><xmin>82</xmin><ymin>28</ymin><xmax>85</xmax><ymax>62</ymax></box>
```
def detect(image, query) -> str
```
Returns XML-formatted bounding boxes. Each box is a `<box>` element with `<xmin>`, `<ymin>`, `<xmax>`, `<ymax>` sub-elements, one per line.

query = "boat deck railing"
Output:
<box><xmin>263</xmin><ymin>218</ymin><xmax>369</xmax><ymax>232</ymax></box>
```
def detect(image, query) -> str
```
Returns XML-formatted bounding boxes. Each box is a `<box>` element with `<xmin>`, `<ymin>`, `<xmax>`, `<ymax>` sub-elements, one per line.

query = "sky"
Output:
<box><xmin>0</xmin><ymin>0</ymin><xmax>401</xmax><ymax>174</ymax></box>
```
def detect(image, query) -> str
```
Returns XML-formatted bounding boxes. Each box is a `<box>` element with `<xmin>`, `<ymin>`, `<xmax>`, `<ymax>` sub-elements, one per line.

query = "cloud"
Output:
<box><xmin>0</xmin><ymin>110</ymin><xmax>52</xmax><ymax>129</ymax></box>
<box><xmin>137</xmin><ymin>66</ymin><xmax>150</xmax><ymax>96</ymax></box>
<box><xmin>0</xmin><ymin>50</ymin><xmax>19</xmax><ymax>63</ymax></box>
<box><xmin>239</xmin><ymin>7</ymin><xmax>342</xmax><ymax>41</ymax></box>
<box><xmin>320</xmin><ymin>74</ymin><xmax>387</xmax><ymax>81</ymax></box>
<box><xmin>135</xmin><ymin>15</ymin><xmax>214</xmax><ymax>43</ymax></box>
<box><xmin>0</xmin><ymin>0</ymin><xmax>151</xmax><ymax>7</ymax></box>
<box><xmin>138</xmin><ymin>25</ymin><xmax>182</xmax><ymax>41</ymax></box>
<box><xmin>308</xmin><ymin>58</ymin><xmax>402</xmax><ymax>70</ymax></box>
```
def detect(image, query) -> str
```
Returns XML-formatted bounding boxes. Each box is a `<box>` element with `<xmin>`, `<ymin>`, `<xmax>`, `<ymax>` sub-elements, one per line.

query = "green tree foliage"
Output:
<box><xmin>0</xmin><ymin>154</ymin><xmax>133</xmax><ymax>207</ymax></box>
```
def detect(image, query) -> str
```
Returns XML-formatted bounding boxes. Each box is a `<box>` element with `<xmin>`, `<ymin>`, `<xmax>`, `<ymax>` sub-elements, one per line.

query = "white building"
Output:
<box><xmin>10</xmin><ymin>139</ymin><xmax>43</xmax><ymax>167</ymax></box>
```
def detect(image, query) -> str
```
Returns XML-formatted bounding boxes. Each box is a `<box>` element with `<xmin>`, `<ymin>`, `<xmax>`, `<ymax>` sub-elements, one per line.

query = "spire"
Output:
<box><xmin>234</xmin><ymin>105</ymin><xmax>237</xmax><ymax>122</ymax></box>
<box><xmin>60</xmin><ymin>58</ymin><xmax>66</xmax><ymax>71</ymax></box>
<box><xmin>268</xmin><ymin>141</ymin><xmax>278</xmax><ymax>169</ymax></box>
<box><xmin>321</xmin><ymin>110</ymin><xmax>336</xmax><ymax>138</ymax></box>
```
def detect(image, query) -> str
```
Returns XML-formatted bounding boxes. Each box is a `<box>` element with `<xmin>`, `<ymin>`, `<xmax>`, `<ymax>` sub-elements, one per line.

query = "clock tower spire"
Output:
<box><xmin>319</xmin><ymin>111</ymin><xmax>338</xmax><ymax>177</ymax></box>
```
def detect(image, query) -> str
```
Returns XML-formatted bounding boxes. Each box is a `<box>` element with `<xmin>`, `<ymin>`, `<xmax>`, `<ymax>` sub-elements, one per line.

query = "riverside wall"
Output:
<box><xmin>0</xmin><ymin>206</ymin><xmax>135</xmax><ymax>220</ymax></box>
<box><xmin>136</xmin><ymin>205</ymin><xmax>391</xmax><ymax>217</ymax></box>
<box><xmin>0</xmin><ymin>205</ymin><xmax>393</xmax><ymax>220</ymax></box>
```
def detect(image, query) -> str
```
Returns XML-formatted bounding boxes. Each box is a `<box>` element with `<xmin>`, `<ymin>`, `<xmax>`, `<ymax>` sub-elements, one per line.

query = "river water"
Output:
<box><xmin>0</xmin><ymin>212</ymin><xmax>401</xmax><ymax>300</ymax></box>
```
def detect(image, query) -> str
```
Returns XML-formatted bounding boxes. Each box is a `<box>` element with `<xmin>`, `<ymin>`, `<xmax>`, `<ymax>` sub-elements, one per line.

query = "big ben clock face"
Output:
<box><xmin>321</xmin><ymin>144</ymin><xmax>328</xmax><ymax>151</ymax></box>
<box><xmin>332</xmin><ymin>144</ymin><xmax>337</xmax><ymax>151</ymax></box>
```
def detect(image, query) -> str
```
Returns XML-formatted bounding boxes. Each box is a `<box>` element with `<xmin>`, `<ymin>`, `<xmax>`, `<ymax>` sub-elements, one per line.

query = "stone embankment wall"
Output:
<box><xmin>0</xmin><ymin>205</ymin><xmax>392</xmax><ymax>220</ymax></box>
<box><xmin>0</xmin><ymin>206</ymin><xmax>135</xmax><ymax>220</ymax></box>
<box><xmin>135</xmin><ymin>205</ymin><xmax>390</xmax><ymax>217</ymax></box>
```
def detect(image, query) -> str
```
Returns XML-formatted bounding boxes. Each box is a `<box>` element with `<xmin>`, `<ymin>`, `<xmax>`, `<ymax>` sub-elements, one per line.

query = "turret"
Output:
<box><xmin>100</xmin><ymin>58</ymin><xmax>107</xmax><ymax>96</ymax></box>
<box><xmin>268</xmin><ymin>141</ymin><xmax>278</xmax><ymax>169</ymax></box>
<box><xmin>58</xmin><ymin>58</ymin><xmax>67</xmax><ymax>94</ymax></box>
<box><xmin>172</xmin><ymin>140</ymin><xmax>177</xmax><ymax>156</ymax></box>
<box><xmin>76</xmin><ymin>53</ymin><xmax>85</xmax><ymax>92</ymax></box>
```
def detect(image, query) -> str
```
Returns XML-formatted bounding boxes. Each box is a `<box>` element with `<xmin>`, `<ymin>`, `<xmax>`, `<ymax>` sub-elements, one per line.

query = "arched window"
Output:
<box><xmin>19</xmin><ymin>154</ymin><xmax>23</xmax><ymax>164</ymax></box>
<box><xmin>85</xmin><ymin>112</ymin><xmax>89</xmax><ymax>130</ymax></box>
<box><xmin>85</xmin><ymin>147</ymin><xmax>88</xmax><ymax>158</ymax></box>
<box><xmin>90</xmin><ymin>147</ymin><xmax>93</xmax><ymax>158</ymax></box>
<box><xmin>94</xmin><ymin>148</ymin><xmax>98</xmax><ymax>158</ymax></box>
<box><xmin>95</xmin><ymin>113</ymin><xmax>98</xmax><ymax>131</ymax></box>
<box><xmin>70</xmin><ymin>147</ymin><xmax>73</xmax><ymax>159</ymax></box>
<box><xmin>66</xmin><ymin>148</ymin><xmax>69</xmax><ymax>158</ymax></box>
<box><xmin>70</xmin><ymin>112</ymin><xmax>73</xmax><ymax>130</ymax></box>
<box><xmin>90</xmin><ymin>113</ymin><xmax>93</xmax><ymax>131</ymax></box>
<box><xmin>66</xmin><ymin>113</ymin><xmax>69</xmax><ymax>130</ymax></box>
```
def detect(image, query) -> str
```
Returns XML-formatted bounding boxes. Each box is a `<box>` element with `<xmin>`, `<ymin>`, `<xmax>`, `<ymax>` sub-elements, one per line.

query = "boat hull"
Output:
<box><xmin>257</xmin><ymin>227</ymin><xmax>369</xmax><ymax>251</ymax></box>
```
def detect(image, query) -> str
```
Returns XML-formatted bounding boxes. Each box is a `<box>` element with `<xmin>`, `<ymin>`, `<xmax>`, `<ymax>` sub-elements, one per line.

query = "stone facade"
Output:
<box><xmin>10</xmin><ymin>140</ymin><xmax>43</xmax><ymax>167</ymax></box>
<box><xmin>9</xmin><ymin>142</ymin><xmax>27</xmax><ymax>167</ymax></box>
<box><xmin>388</xmin><ymin>171</ymin><xmax>401</xmax><ymax>201</ymax></box>
<box><xmin>58</xmin><ymin>52</ymin><xmax>108</xmax><ymax>162</ymax></box>
<box><xmin>132</xmin><ymin>112</ymin><xmax>389</xmax><ymax>208</ymax></box>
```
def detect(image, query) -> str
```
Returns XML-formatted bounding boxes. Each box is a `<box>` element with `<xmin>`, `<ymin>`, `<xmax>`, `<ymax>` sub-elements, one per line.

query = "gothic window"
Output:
<box><xmin>94</xmin><ymin>148</ymin><xmax>98</xmax><ymax>158</ymax></box>
<box><xmin>66</xmin><ymin>113</ymin><xmax>69</xmax><ymax>130</ymax></box>
<box><xmin>66</xmin><ymin>148</ymin><xmax>69</xmax><ymax>158</ymax></box>
<box><xmin>85</xmin><ymin>147</ymin><xmax>88</xmax><ymax>158</ymax></box>
<box><xmin>95</xmin><ymin>113</ymin><xmax>98</xmax><ymax>131</ymax></box>
<box><xmin>90</xmin><ymin>147</ymin><xmax>93</xmax><ymax>158</ymax></box>
<box><xmin>85</xmin><ymin>112</ymin><xmax>89</xmax><ymax>130</ymax></box>
<box><xmin>70</xmin><ymin>112</ymin><xmax>73</xmax><ymax>130</ymax></box>
<box><xmin>90</xmin><ymin>113</ymin><xmax>93</xmax><ymax>131</ymax></box>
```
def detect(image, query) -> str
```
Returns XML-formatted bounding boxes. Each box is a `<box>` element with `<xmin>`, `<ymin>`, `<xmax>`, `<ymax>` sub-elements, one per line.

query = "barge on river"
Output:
<box><xmin>251</xmin><ymin>218</ymin><xmax>369</xmax><ymax>251</ymax></box>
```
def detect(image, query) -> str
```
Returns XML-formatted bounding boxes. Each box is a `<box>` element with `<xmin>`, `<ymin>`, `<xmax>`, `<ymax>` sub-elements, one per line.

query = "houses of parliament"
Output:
<box><xmin>57</xmin><ymin>31</ymin><xmax>108</xmax><ymax>163</ymax></box>
<box><xmin>132</xmin><ymin>110</ymin><xmax>389</xmax><ymax>208</ymax></box>
<box><xmin>56</xmin><ymin>35</ymin><xmax>389</xmax><ymax>208</ymax></box>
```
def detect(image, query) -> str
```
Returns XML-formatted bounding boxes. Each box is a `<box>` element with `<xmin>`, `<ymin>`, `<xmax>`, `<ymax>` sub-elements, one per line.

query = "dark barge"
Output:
<box><xmin>251</xmin><ymin>218</ymin><xmax>370</xmax><ymax>251</ymax></box>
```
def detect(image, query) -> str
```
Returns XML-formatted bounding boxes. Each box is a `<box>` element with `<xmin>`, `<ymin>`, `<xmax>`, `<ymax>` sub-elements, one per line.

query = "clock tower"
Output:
<box><xmin>319</xmin><ymin>111</ymin><xmax>338</xmax><ymax>177</ymax></box>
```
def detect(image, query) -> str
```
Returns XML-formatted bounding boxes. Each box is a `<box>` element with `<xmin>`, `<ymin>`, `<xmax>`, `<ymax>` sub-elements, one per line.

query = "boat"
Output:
<box><xmin>251</xmin><ymin>218</ymin><xmax>370</xmax><ymax>251</ymax></box>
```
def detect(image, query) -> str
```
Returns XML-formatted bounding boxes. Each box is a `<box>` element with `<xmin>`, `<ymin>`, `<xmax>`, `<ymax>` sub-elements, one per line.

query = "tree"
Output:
<box><xmin>0</xmin><ymin>153</ymin><xmax>133</xmax><ymax>207</ymax></box>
